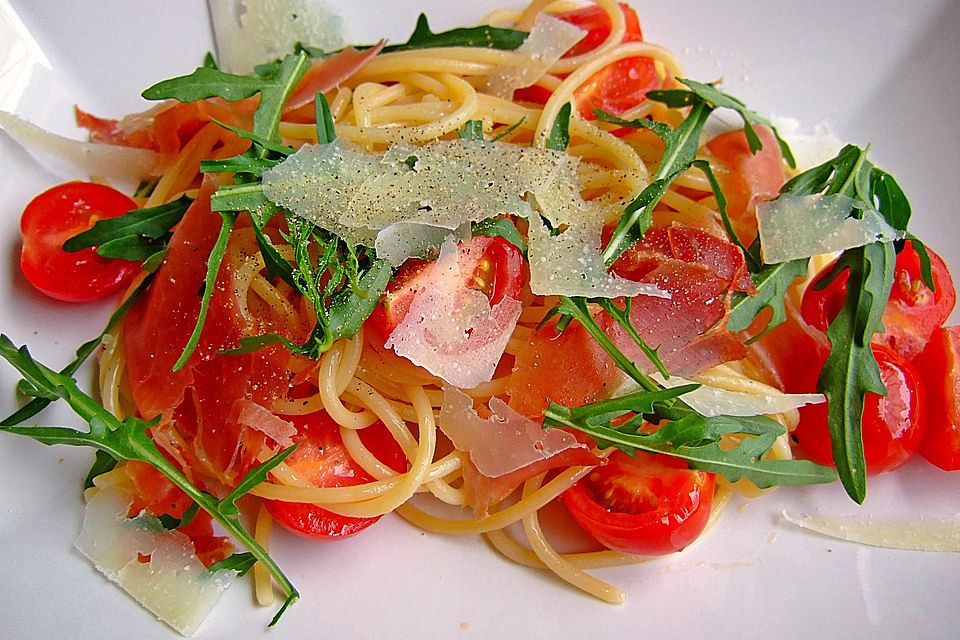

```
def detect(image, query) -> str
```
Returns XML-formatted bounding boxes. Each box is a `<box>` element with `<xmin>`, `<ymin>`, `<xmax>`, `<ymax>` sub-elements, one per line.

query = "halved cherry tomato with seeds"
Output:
<box><xmin>801</xmin><ymin>242</ymin><xmax>956</xmax><ymax>360</ymax></box>
<box><xmin>793</xmin><ymin>345</ymin><xmax>924</xmax><ymax>475</ymax></box>
<box><xmin>263</xmin><ymin>411</ymin><xmax>406</xmax><ymax>539</ymax></box>
<box><xmin>367</xmin><ymin>235</ymin><xmax>524</xmax><ymax>343</ymax></box>
<box><xmin>513</xmin><ymin>3</ymin><xmax>660</xmax><ymax>118</ymax></box>
<box><xmin>562</xmin><ymin>450</ymin><xmax>715</xmax><ymax>555</ymax></box>
<box><xmin>20</xmin><ymin>181</ymin><xmax>140</xmax><ymax>302</ymax></box>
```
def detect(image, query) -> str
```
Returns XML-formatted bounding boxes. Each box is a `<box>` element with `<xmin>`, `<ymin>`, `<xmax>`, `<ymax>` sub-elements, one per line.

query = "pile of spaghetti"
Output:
<box><xmin>4</xmin><ymin>0</ymin><xmax>957</xmax><ymax>634</ymax></box>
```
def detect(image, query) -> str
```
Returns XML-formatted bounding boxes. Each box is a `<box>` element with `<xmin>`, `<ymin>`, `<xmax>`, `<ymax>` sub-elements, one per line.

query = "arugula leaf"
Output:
<box><xmin>593</xmin><ymin>297</ymin><xmax>669</xmax><ymax>378</ymax></box>
<box><xmin>202</xmin><ymin>51</ymin><xmax>218</xmax><ymax>70</ymax></box>
<box><xmin>0</xmin><ymin>336</ymin><xmax>299</xmax><ymax>623</ymax></box>
<box><xmin>472</xmin><ymin>217</ymin><xmax>526</xmax><ymax>253</ymax></box>
<box><xmin>96</xmin><ymin>236</ymin><xmax>168</xmax><ymax>261</ymax></box>
<box><xmin>172</xmin><ymin>212</ymin><xmax>237</xmax><ymax>372</ymax></box>
<box><xmin>209</xmin><ymin>552</ymin><xmax>257</xmax><ymax>577</ymax></box>
<box><xmin>548</xmin><ymin>410</ymin><xmax>836</xmax><ymax>487</ymax></box>
<box><xmin>458</xmin><ymin>119</ymin><xmax>485</xmax><ymax>141</ymax></box>
<box><xmin>818</xmin><ymin>242</ymin><xmax>895</xmax><ymax>502</ymax></box>
<box><xmin>210</xmin><ymin>118</ymin><xmax>294</xmax><ymax>156</ymax></box>
<box><xmin>597</xmin><ymin>99</ymin><xmax>714</xmax><ymax>265</ymax></box>
<box><xmin>252</xmin><ymin>53</ymin><xmax>310</xmax><ymax>142</ymax></box>
<box><xmin>490</xmin><ymin>117</ymin><xmax>526</xmax><ymax>142</ymax></box>
<box><xmin>142</xmin><ymin>67</ymin><xmax>266</xmax><ymax>102</ymax></box>
<box><xmin>200</xmin><ymin>155</ymin><xmax>281</xmax><ymax>177</ymax></box>
<box><xmin>315</xmin><ymin>92</ymin><xmax>336</xmax><ymax>145</ymax></box>
<box><xmin>544</xmin><ymin>102</ymin><xmax>572</xmax><ymax>152</ymax></box>
<box><xmin>727</xmin><ymin>258</ymin><xmax>809</xmax><ymax>340</ymax></box>
<box><xmin>380</xmin><ymin>14</ymin><xmax>528</xmax><ymax>53</ymax></box>
<box><xmin>83</xmin><ymin>449</ymin><xmax>118</xmax><ymax>490</ymax></box>
<box><xmin>689</xmin><ymin>158</ymin><xmax>761</xmax><ymax>271</ymax></box>
<box><xmin>63</xmin><ymin>195</ymin><xmax>193</xmax><ymax>252</ymax></box>
<box><xmin>209</xmin><ymin>183</ymin><xmax>272</xmax><ymax>212</ymax></box>
<box><xmin>1</xmin><ymin>275</ymin><xmax>152</xmax><ymax>427</ymax></box>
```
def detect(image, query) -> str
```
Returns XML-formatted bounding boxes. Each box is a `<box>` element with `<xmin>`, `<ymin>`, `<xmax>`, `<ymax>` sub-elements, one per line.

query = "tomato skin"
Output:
<box><xmin>263</xmin><ymin>411</ymin><xmax>406</xmax><ymax>539</ymax></box>
<box><xmin>914</xmin><ymin>325</ymin><xmax>960</xmax><ymax>470</ymax></box>
<box><xmin>801</xmin><ymin>243</ymin><xmax>956</xmax><ymax>360</ymax></box>
<box><xmin>793</xmin><ymin>345</ymin><xmax>924</xmax><ymax>475</ymax></box>
<box><xmin>562</xmin><ymin>450</ymin><xmax>715</xmax><ymax>555</ymax></box>
<box><xmin>19</xmin><ymin>181</ymin><xmax>140</xmax><ymax>302</ymax></box>
<box><xmin>367</xmin><ymin>235</ymin><xmax>524</xmax><ymax>343</ymax></box>
<box><xmin>513</xmin><ymin>3</ymin><xmax>659</xmax><ymax>117</ymax></box>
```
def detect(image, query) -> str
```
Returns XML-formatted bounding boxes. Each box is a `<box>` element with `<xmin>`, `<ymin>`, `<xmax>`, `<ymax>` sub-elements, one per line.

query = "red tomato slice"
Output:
<box><xmin>513</xmin><ymin>3</ymin><xmax>659</xmax><ymax>118</ymax></box>
<box><xmin>562</xmin><ymin>450</ymin><xmax>715</xmax><ymax>555</ymax></box>
<box><xmin>801</xmin><ymin>242</ymin><xmax>956</xmax><ymax>360</ymax></box>
<box><xmin>263</xmin><ymin>411</ymin><xmax>406</xmax><ymax>539</ymax></box>
<box><xmin>914</xmin><ymin>325</ymin><xmax>960</xmax><ymax>470</ymax></box>
<box><xmin>705</xmin><ymin>126</ymin><xmax>786</xmax><ymax>246</ymax></box>
<box><xmin>367</xmin><ymin>235</ymin><xmax>524</xmax><ymax>343</ymax></box>
<box><xmin>19</xmin><ymin>181</ymin><xmax>140</xmax><ymax>302</ymax></box>
<box><xmin>793</xmin><ymin>345</ymin><xmax>924</xmax><ymax>475</ymax></box>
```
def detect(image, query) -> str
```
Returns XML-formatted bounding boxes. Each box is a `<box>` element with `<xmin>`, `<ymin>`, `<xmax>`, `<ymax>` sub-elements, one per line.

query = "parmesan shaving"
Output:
<box><xmin>757</xmin><ymin>193</ymin><xmax>904</xmax><ymax>264</ymax></box>
<box><xmin>76</xmin><ymin>485</ymin><xmax>235</xmax><ymax>637</ymax></box>
<box><xmin>375</xmin><ymin>221</ymin><xmax>470</xmax><ymax>267</ymax></box>
<box><xmin>208</xmin><ymin>0</ymin><xmax>345</xmax><ymax>74</ymax></box>
<box><xmin>385</xmin><ymin>238</ymin><xmax>521</xmax><ymax>387</ymax></box>
<box><xmin>615</xmin><ymin>374</ymin><xmax>824</xmax><ymax>417</ymax></box>
<box><xmin>485</xmin><ymin>14</ymin><xmax>585</xmax><ymax>99</ymax></box>
<box><xmin>782</xmin><ymin>512</ymin><xmax>960</xmax><ymax>553</ymax></box>
<box><xmin>0</xmin><ymin>110</ymin><xmax>158</xmax><ymax>187</ymax></box>
<box><xmin>439</xmin><ymin>384</ymin><xmax>589</xmax><ymax>477</ymax></box>
<box><xmin>527</xmin><ymin>215</ymin><xmax>665</xmax><ymax>298</ymax></box>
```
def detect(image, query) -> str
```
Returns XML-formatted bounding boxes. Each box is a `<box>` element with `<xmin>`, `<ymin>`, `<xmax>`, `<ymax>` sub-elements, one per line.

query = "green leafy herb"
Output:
<box><xmin>544</xmin><ymin>102</ymin><xmax>572</xmax><ymax>152</ymax></box>
<box><xmin>727</xmin><ymin>258</ymin><xmax>809</xmax><ymax>340</ymax></box>
<box><xmin>209</xmin><ymin>552</ymin><xmax>257</xmax><ymax>577</ymax></box>
<box><xmin>315</xmin><ymin>92</ymin><xmax>336</xmax><ymax>145</ymax></box>
<box><xmin>210</xmin><ymin>118</ymin><xmax>294</xmax><ymax>156</ymax></box>
<box><xmin>472</xmin><ymin>217</ymin><xmax>526</xmax><ymax>253</ymax></box>
<box><xmin>1</xmin><ymin>275</ymin><xmax>152</xmax><ymax>427</ymax></box>
<box><xmin>142</xmin><ymin>67</ymin><xmax>266</xmax><ymax>102</ymax></box>
<box><xmin>490</xmin><ymin>117</ymin><xmax>526</xmax><ymax>142</ymax></box>
<box><xmin>172</xmin><ymin>212</ymin><xmax>237</xmax><ymax>372</ymax></box>
<box><xmin>380</xmin><ymin>14</ymin><xmax>528</xmax><ymax>53</ymax></box>
<box><xmin>82</xmin><ymin>449</ymin><xmax>118</xmax><ymax>490</ymax></box>
<box><xmin>597</xmin><ymin>79</ymin><xmax>796</xmax><ymax>266</ymax></box>
<box><xmin>96</xmin><ymin>236</ymin><xmax>167</xmax><ymax>262</ymax></box>
<box><xmin>0</xmin><ymin>336</ymin><xmax>299</xmax><ymax>624</ymax></box>
<box><xmin>202</xmin><ymin>51</ymin><xmax>218</xmax><ymax>70</ymax></box>
<box><xmin>458</xmin><ymin>119</ymin><xmax>485</xmax><ymax>141</ymax></box>
<box><xmin>818</xmin><ymin>242</ymin><xmax>895</xmax><ymax>502</ymax></box>
<box><xmin>63</xmin><ymin>195</ymin><xmax>193</xmax><ymax>252</ymax></box>
<box><xmin>200</xmin><ymin>155</ymin><xmax>282</xmax><ymax>176</ymax></box>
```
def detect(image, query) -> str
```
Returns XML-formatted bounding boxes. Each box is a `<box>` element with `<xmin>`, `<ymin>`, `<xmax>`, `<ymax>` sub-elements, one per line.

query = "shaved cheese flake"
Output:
<box><xmin>208</xmin><ymin>0</ymin><xmax>345</xmax><ymax>74</ymax></box>
<box><xmin>262</xmin><ymin>140</ymin><xmax>377</xmax><ymax>246</ymax></box>
<box><xmin>769</xmin><ymin>116</ymin><xmax>843</xmax><ymax>170</ymax></box>
<box><xmin>234</xmin><ymin>398</ymin><xmax>296</xmax><ymax>447</ymax></box>
<box><xmin>615</xmin><ymin>374</ymin><xmax>823</xmax><ymax>417</ymax></box>
<box><xmin>440</xmin><ymin>384</ymin><xmax>589</xmax><ymax>477</ymax></box>
<box><xmin>527</xmin><ymin>215</ymin><xmax>666</xmax><ymax>298</ymax></box>
<box><xmin>385</xmin><ymin>238</ymin><xmax>521</xmax><ymax>388</ymax></box>
<box><xmin>485</xmin><ymin>14</ymin><xmax>585</xmax><ymax>98</ymax></box>
<box><xmin>660</xmin><ymin>373</ymin><xmax>823</xmax><ymax>417</ymax></box>
<box><xmin>339</xmin><ymin>141</ymin><xmax>569</xmax><ymax>231</ymax></box>
<box><xmin>375</xmin><ymin>221</ymin><xmax>470</xmax><ymax>267</ymax></box>
<box><xmin>76</xmin><ymin>485</ymin><xmax>235</xmax><ymax>637</ymax></box>
<box><xmin>757</xmin><ymin>193</ymin><xmax>904</xmax><ymax>264</ymax></box>
<box><xmin>0</xmin><ymin>110</ymin><xmax>158</xmax><ymax>187</ymax></box>
<box><xmin>782</xmin><ymin>511</ymin><xmax>960</xmax><ymax>553</ymax></box>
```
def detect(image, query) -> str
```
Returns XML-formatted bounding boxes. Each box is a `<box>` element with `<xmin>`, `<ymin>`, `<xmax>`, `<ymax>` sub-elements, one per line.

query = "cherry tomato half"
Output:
<box><xmin>367</xmin><ymin>234</ymin><xmax>524</xmax><ymax>343</ymax></box>
<box><xmin>263</xmin><ymin>411</ymin><xmax>406</xmax><ymax>539</ymax></box>
<box><xmin>801</xmin><ymin>242</ymin><xmax>956</xmax><ymax>360</ymax></box>
<box><xmin>20</xmin><ymin>181</ymin><xmax>139</xmax><ymax>302</ymax></box>
<box><xmin>513</xmin><ymin>3</ymin><xmax>659</xmax><ymax>118</ymax></box>
<box><xmin>793</xmin><ymin>345</ymin><xmax>924</xmax><ymax>475</ymax></box>
<box><xmin>562</xmin><ymin>450</ymin><xmax>715</xmax><ymax>555</ymax></box>
<box><xmin>914</xmin><ymin>325</ymin><xmax>960</xmax><ymax>470</ymax></box>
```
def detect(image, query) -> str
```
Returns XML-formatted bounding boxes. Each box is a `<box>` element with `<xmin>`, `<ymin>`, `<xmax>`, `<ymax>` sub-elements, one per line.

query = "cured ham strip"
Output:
<box><xmin>284</xmin><ymin>42</ymin><xmax>385</xmax><ymax>113</ymax></box>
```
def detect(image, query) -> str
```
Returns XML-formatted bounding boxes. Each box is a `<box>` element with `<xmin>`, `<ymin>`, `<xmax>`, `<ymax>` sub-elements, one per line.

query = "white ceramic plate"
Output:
<box><xmin>2</xmin><ymin>2</ymin><xmax>959</xmax><ymax>638</ymax></box>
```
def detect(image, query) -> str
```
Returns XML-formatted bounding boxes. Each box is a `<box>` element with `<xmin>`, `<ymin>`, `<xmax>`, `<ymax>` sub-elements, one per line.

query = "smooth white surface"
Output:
<box><xmin>1</xmin><ymin>1</ymin><xmax>960</xmax><ymax>639</ymax></box>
